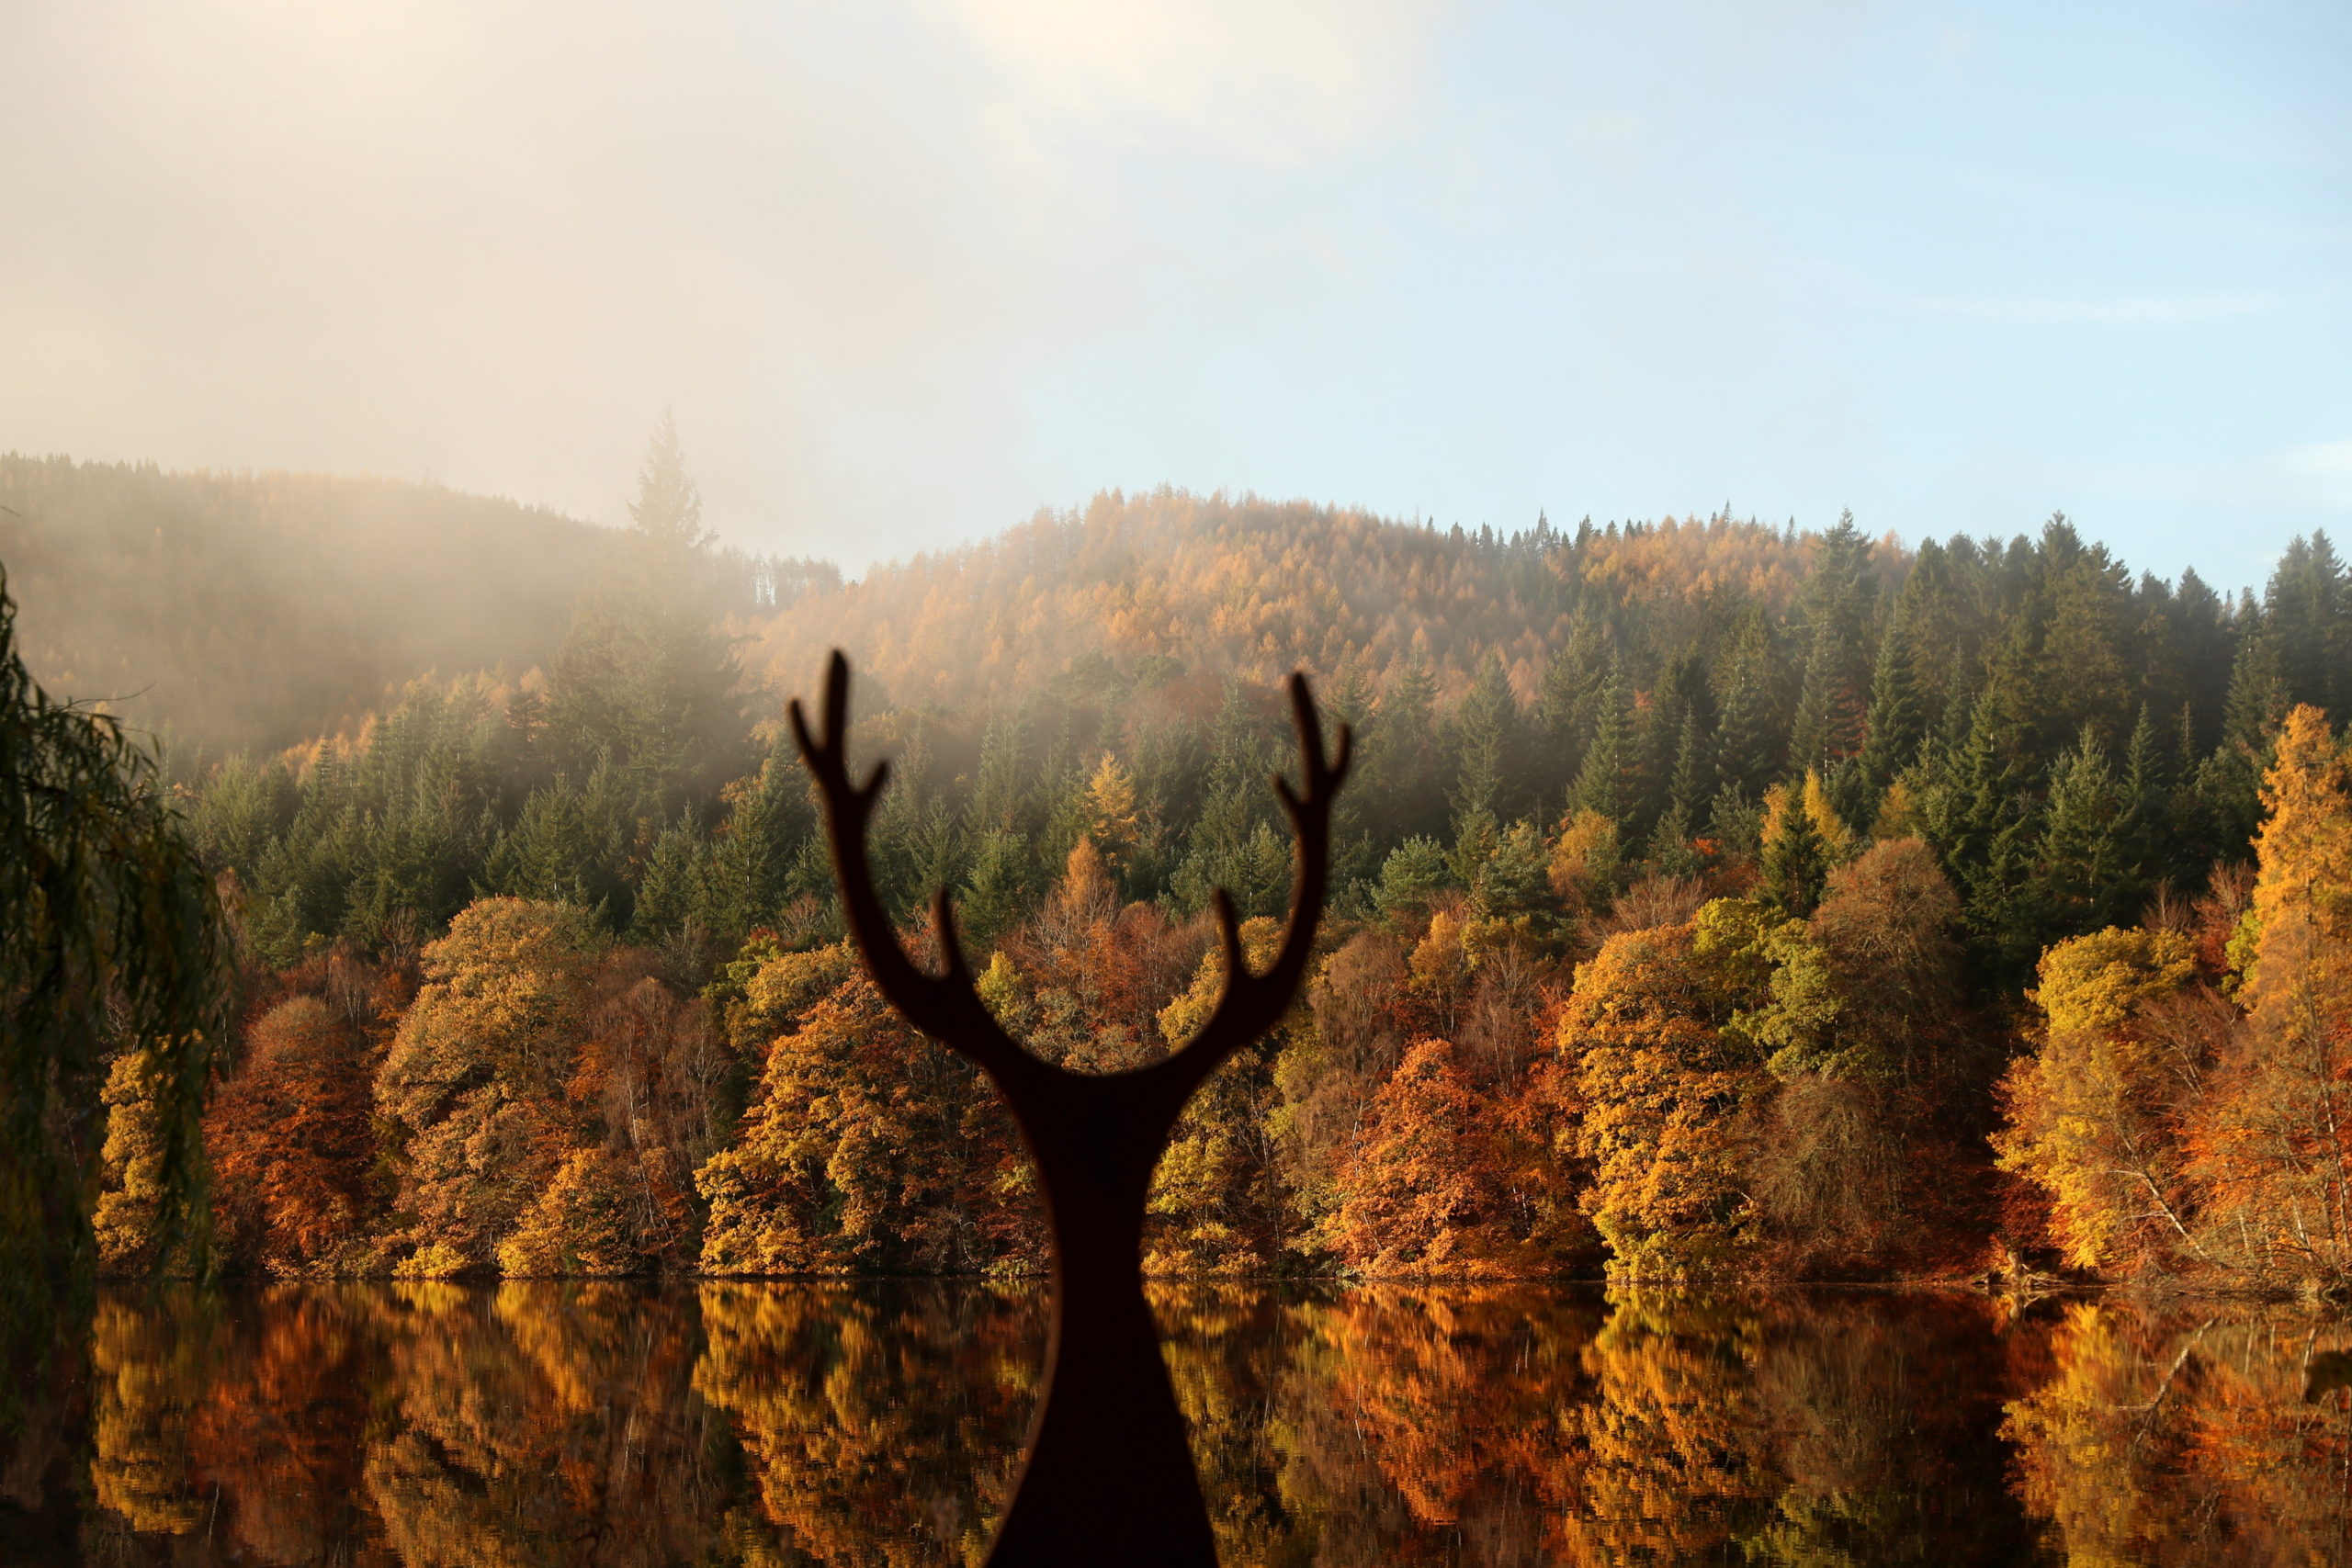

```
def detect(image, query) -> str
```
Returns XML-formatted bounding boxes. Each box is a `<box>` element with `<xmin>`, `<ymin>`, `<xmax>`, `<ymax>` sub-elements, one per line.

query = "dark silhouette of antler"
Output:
<box><xmin>790</xmin><ymin>650</ymin><xmax>1350</xmax><ymax>1568</ymax></box>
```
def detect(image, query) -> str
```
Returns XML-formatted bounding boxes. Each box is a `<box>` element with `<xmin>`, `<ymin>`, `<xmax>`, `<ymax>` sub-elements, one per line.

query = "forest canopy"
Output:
<box><xmin>25</xmin><ymin>439</ymin><xmax>2352</xmax><ymax>1293</ymax></box>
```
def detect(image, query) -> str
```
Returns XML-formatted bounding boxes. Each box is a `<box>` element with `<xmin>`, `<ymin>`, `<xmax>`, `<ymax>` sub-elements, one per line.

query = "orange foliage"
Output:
<box><xmin>207</xmin><ymin>995</ymin><xmax>378</xmax><ymax>1275</ymax></box>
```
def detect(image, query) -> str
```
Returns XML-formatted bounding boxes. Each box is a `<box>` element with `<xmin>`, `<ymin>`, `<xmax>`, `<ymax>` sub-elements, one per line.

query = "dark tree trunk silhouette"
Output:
<box><xmin>791</xmin><ymin>651</ymin><xmax>1349</xmax><ymax>1567</ymax></box>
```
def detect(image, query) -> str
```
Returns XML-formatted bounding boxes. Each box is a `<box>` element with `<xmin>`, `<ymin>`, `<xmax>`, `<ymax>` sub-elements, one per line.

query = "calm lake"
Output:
<box><xmin>17</xmin><ymin>1280</ymin><xmax>2350</xmax><ymax>1565</ymax></box>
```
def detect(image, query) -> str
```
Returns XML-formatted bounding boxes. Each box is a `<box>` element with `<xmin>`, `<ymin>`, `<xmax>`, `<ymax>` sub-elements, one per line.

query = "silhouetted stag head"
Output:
<box><xmin>791</xmin><ymin>651</ymin><xmax>1350</xmax><ymax>1567</ymax></box>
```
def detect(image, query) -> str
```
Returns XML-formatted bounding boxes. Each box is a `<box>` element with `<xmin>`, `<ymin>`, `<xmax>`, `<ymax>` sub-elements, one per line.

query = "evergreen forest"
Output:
<box><xmin>18</xmin><ymin>432</ymin><xmax>2352</xmax><ymax>1295</ymax></box>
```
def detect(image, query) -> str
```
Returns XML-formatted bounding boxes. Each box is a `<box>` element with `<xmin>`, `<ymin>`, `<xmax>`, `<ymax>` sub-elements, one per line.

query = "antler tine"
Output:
<box><xmin>1162</xmin><ymin>671</ymin><xmax>1350</xmax><ymax>1089</ymax></box>
<box><xmin>792</xmin><ymin>650</ymin><xmax>1028</xmax><ymax>1081</ymax></box>
<box><xmin>789</xmin><ymin>651</ymin><xmax>888</xmax><ymax>821</ymax></box>
<box><xmin>931</xmin><ymin>887</ymin><xmax>976</xmax><ymax>983</ymax></box>
<box><xmin>1210</xmin><ymin>888</ymin><xmax>1248</xmax><ymax>981</ymax></box>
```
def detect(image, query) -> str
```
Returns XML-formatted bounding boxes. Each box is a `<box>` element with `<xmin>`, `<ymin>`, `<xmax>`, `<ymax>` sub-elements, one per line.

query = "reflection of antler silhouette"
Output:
<box><xmin>792</xmin><ymin>650</ymin><xmax>1349</xmax><ymax>1567</ymax></box>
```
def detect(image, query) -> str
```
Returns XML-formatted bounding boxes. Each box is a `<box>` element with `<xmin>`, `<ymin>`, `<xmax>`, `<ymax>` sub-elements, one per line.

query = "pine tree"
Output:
<box><xmin>1789</xmin><ymin>514</ymin><xmax>1877</xmax><ymax>773</ymax></box>
<box><xmin>1712</xmin><ymin>612</ymin><xmax>1781</xmax><ymax>802</ymax></box>
<box><xmin>2199</xmin><ymin>604</ymin><xmax>2288</xmax><ymax>858</ymax></box>
<box><xmin>1363</xmin><ymin>657</ymin><xmax>1444</xmax><ymax>843</ymax></box>
<box><xmin>1451</xmin><ymin>651</ymin><xmax>1517</xmax><ymax>829</ymax></box>
<box><xmin>1922</xmin><ymin>688</ymin><xmax>2046</xmax><ymax>985</ymax></box>
<box><xmin>2114</xmin><ymin>705</ymin><xmax>2176</xmax><ymax>892</ymax></box>
<box><xmin>1760</xmin><ymin>780</ymin><xmax>1830</xmax><ymax>916</ymax></box>
<box><xmin>545</xmin><ymin>420</ymin><xmax>745</xmax><ymax>821</ymax></box>
<box><xmin>627</xmin><ymin>411</ymin><xmax>715</xmax><ymax>552</ymax></box>
<box><xmin>2037</xmin><ymin>728</ymin><xmax>2137</xmax><ymax>935</ymax></box>
<box><xmin>1537</xmin><ymin>614</ymin><xmax>1611</xmax><ymax>795</ymax></box>
<box><xmin>1571</xmin><ymin>657</ymin><xmax>1640</xmax><ymax>825</ymax></box>
<box><xmin>2264</xmin><ymin>533</ymin><xmax>2347</xmax><ymax>716</ymax></box>
<box><xmin>967</xmin><ymin>715</ymin><xmax>1031</xmax><ymax>837</ymax></box>
<box><xmin>1858</xmin><ymin>603</ymin><xmax>1925</xmax><ymax>795</ymax></box>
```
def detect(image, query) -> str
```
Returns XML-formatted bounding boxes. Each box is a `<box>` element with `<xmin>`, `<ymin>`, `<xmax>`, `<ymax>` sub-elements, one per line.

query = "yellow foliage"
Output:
<box><xmin>1547</xmin><ymin>808</ymin><xmax>1622</xmax><ymax>915</ymax></box>
<box><xmin>1562</xmin><ymin>923</ymin><xmax>1764</xmax><ymax>1278</ymax></box>
<box><xmin>1993</xmin><ymin>927</ymin><xmax>2199</xmax><ymax>1274</ymax></box>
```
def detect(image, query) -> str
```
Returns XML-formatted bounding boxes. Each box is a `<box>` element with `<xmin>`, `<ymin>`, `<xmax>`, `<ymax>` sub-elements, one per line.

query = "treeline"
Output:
<box><xmin>0</xmin><ymin>429</ymin><xmax>835</xmax><ymax>760</ymax></box>
<box><xmin>86</xmin><ymin>438</ymin><xmax>2352</xmax><ymax>1287</ymax></box>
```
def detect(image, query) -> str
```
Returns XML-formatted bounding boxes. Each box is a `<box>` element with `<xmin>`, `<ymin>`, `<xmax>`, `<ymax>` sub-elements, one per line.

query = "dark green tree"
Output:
<box><xmin>1789</xmin><ymin>513</ymin><xmax>1878</xmax><ymax>773</ymax></box>
<box><xmin>1569</xmin><ymin>656</ymin><xmax>1640</xmax><ymax>824</ymax></box>
<box><xmin>1858</xmin><ymin>603</ymin><xmax>1926</xmax><ymax>796</ymax></box>
<box><xmin>2036</xmin><ymin>728</ymin><xmax>2137</xmax><ymax>935</ymax></box>
<box><xmin>546</xmin><ymin>419</ymin><xmax>747</xmax><ymax>822</ymax></box>
<box><xmin>2</xmin><ymin>567</ymin><xmax>229</xmax><ymax>1377</ymax></box>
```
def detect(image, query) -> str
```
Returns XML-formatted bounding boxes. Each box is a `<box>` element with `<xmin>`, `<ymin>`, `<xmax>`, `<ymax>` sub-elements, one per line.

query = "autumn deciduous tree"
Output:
<box><xmin>1562</xmin><ymin>922</ymin><xmax>1764</xmax><ymax>1278</ymax></box>
<box><xmin>1323</xmin><ymin>1040</ymin><xmax>1517</xmax><ymax>1276</ymax></box>
<box><xmin>206</xmin><ymin>994</ymin><xmax>378</xmax><ymax>1275</ymax></box>
<box><xmin>2188</xmin><ymin>703</ymin><xmax>2352</xmax><ymax>1287</ymax></box>
<box><xmin>695</xmin><ymin>962</ymin><xmax>1035</xmax><ymax>1276</ymax></box>
<box><xmin>1993</xmin><ymin>926</ymin><xmax>2208</xmax><ymax>1277</ymax></box>
<box><xmin>1147</xmin><ymin>918</ymin><xmax>1288</xmax><ymax>1274</ymax></box>
<box><xmin>376</xmin><ymin>898</ymin><xmax>606</xmax><ymax>1274</ymax></box>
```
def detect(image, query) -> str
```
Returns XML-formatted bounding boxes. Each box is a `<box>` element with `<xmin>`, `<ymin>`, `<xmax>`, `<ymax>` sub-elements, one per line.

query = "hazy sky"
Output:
<box><xmin>4</xmin><ymin>1</ymin><xmax>2346</xmax><ymax>587</ymax></box>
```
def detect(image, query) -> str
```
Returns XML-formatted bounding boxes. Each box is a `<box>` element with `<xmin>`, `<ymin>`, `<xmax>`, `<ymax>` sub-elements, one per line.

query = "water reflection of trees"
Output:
<box><xmin>691</xmin><ymin>1282</ymin><xmax>1041</xmax><ymax>1565</ymax></box>
<box><xmin>2005</xmin><ymin>1301</ymin><xmax>2352</xmax><ymax>1566</ymax></box>
<box><xmin>65</xmin><ymin>1282</ymin><xmax>2352</xmax><ymax>1567</ymax></box>
<box><xmin>1197</xmin><ymin>1286</ymin><xmax>2042</xmax><ymax>1566</ymax></box>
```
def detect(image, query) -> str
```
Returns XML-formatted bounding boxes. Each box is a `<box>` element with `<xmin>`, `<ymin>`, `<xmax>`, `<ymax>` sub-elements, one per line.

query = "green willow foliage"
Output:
<box><xmin>0</xmin><ymin>566</ymin><xmax>229</xmax><ymax>1361</ymax></box>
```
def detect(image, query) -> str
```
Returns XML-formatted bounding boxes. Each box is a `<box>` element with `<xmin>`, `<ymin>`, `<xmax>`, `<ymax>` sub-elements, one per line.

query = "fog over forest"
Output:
<box><xmin>3</xmin><ymin>423</ymin><xmax>2342</xmax><ymax>1301</ymax></box>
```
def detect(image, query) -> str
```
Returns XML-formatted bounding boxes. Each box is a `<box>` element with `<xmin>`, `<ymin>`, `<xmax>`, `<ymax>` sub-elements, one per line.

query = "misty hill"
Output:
<box><xmin>0</xmin><ymin>456</ymin><xmax>620</xmax><ymax>757</ymax></box>
<box><xmin>0</xmin><ymin>455</ymin><xmax>833</xmax><ymax>761</ymax></box>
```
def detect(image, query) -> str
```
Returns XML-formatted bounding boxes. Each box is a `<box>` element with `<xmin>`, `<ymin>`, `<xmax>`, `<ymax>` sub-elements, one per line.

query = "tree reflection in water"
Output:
<box><xmin>50</xmin><ymin>1281</ymin><xmax>2352</xmax><ymax>1566</ymax></box>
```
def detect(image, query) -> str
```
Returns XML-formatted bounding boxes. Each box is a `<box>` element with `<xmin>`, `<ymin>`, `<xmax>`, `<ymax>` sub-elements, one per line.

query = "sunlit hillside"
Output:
<box><xmin>744</xmin><ymin>489</ymin><xmax>1853</xmax><ymax>710</ymax></box>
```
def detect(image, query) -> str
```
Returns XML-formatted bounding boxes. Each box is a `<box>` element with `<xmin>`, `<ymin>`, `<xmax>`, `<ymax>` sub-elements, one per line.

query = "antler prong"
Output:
<box><xmin>1210</xmin><ymin>889</ymin><xmax>1250</xmax><ymax>983</ymax></box>
<box><xmin>1161</xmin><ymin>670</ymin><xmax>1350</xmax><ymax>1092</ymax></box>
<box><xmin>792</xmin><ymin>650</ymin><xmax>1030</xmax><ymax>1083</ymax></box>
<box><xmin>932</xmin><ymin>887</ymin><xmax>974</xmax><ymax>982</ymax></box>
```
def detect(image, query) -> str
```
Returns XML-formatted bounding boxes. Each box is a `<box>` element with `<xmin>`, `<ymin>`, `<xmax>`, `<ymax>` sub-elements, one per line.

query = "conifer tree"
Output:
<box><xmin>2189</xmin><ymin>704</ymin><xmax>2352</xmax><ymax>1285</ymax></box>
<box><xmin>1760</xmin><ymin>780</ymin><xmax>1830</xmax><ymax>916</ymax></box>
<box><xmin>1858</xmin><ymin>604</ymin><xmax>1925</xmax><ymax>796</ymax></box>
<box><xmin>1712</xmin><ymin>612</ymin><xmax>1781</xmax><ymax>802</ymax></box>
<box><xmin>2199</xmin><ymin>606</ymin><xmax>2288</xmax><ymax>858</ymax></box>
<box><xmin>1536</xmin><ymin>614</ymin><xmax>1611</xmax><ymax>793</ymax></box>
<box><xmin>1570</xmin><ymin>657</ymin><xmax>1640</xmax><ymax>826</ymax></box>
<box><xmin>1363</xmin><ymin>657</ymin><xmax>1443</xmax><ymax>843</ymax></box>
<box><xmin>1923</xmin><ymin>689</ymin><xmax>2046</xmax><ymax>984</ymax></box>
<box><xmin>1451</xmin><ymin>651</ymin><xmax>1517</xmax><ymax>829</ymax></box>
<box><xmin>2264</xmin><ymin>533</ymin><xmax>2346</xmax><ymax>716</ymax></box>
<box><xmin>2037</xmin><ymin>728</ymin><xmax>2137</xmax><ymax>935</ymax></box>
<box><xmin>967</xmin><ymin>715</ymin><xmax>1032</xmax><ymax>838</ymax></box>
<box><xmin>546</xmin><ymin>419</ymin><xmax>745</xmax><ymax>822</ymax></box>
<box><xmin>1789</xmin><ymin>515</ymin><xmax>1877</xmax><ymax>774</ymax></box>
<box><xmin>2114</xmin><ymin>705</ymin><xmax>2176</xmax><ymax>892</ymax></box>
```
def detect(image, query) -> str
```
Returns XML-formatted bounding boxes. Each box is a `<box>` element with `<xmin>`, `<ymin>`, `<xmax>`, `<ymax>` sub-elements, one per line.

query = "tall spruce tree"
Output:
<box><xmin>2037</xmin><ymin>728</ymin><xmax>2137</xmax><ymax>936</ymax></box>
<box><xmin>1713</xmin><ymin>611</ymin><xmax>1781</xmax><ymax>802</ymax></box>
<box><xmin>1571</xmin><ymin>656</ymin><xmax>1640</xmax><ymax>825</ymax></box>
<box><xmin>546</xmin><ymin>419</ymin><xmax>747</xmax><ymax>824</ymax></box>
<box><xmin>1789</xmin><ymin>514</ymin><xmax>1878</xmax><ymax>774</ymax></box>
<box><xmin>1859</xmin><ymin>603</ymin><xmax>1926</xmax><ymax>797</ymax></box>
<box><xmin>1537</xmin><ymin>614</ymin><xmax>1611</xmax><ymax>797</ymax></box>
<box><xmin>2265</xmin><ymin>532</ymin><xmax>2347</xmax><ymax>717</ymax></box>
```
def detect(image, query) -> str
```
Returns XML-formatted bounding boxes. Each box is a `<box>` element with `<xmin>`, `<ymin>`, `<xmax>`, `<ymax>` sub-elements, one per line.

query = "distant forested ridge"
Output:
<box><xmin>0</xmin><ymin>447</ymin><xmax>835</xmax><ymax>759</ymax></box>
<box><xmin>44</xmin><ymin>438</ymin><xmax>2352</xmax><ymax>1291</ymax></box>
